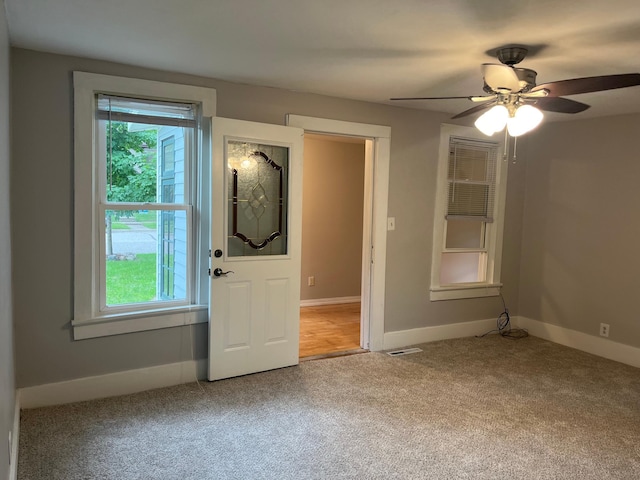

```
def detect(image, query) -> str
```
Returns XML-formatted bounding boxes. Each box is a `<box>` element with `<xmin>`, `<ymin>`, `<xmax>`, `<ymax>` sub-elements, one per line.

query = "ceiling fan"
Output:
<box><xmin>391</xmin><ymin>46</ymin><xmax>640</xmax><ymax>136</ymax></box>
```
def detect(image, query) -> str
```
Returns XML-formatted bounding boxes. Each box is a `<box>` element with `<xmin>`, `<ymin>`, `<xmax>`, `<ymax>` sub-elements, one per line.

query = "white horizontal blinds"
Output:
<box><xmin>97</xmin><ymin>94</ymin><xmax>197</xmax><ymax>127</ymax></box>
<box><xmin>446</xmin><ymin>136</ymin><xmax>498</xmax><ymax>222</ymax></box>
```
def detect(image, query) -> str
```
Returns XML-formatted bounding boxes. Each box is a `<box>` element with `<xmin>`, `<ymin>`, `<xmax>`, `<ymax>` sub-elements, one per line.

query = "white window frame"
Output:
<box><xmin>72</xmin><ymin>72</ymin><xmax>216</xmax><ymax>339</ymax></box>
<box><xmin>430</xmin><ymin>124</ymin><xmax>508</xmax><ymax>301</ymax></box>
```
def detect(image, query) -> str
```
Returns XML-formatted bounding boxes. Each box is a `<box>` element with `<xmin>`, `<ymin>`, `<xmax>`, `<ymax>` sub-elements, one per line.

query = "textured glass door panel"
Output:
<box><xmin>227</xmin><ymin>141</ymin><xmax>289</xmax><ymax>257</ymax></box>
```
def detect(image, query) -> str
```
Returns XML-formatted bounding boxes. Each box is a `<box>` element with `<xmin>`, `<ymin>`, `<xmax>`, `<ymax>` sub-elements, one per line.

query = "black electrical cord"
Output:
<box><xmin>476</xmin><ymin>292</ymin><xmax>528</xmax><ymax>339</ymax></box>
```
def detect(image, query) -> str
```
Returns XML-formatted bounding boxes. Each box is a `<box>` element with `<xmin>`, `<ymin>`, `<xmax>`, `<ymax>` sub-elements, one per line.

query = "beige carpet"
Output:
<box><xmin>18</xmin><ymin>335</ymin><xmax>640</xmax><ymax>479</ymax></box>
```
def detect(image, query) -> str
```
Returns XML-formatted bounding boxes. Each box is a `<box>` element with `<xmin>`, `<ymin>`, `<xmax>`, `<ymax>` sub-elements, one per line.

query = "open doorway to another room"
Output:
<box><xmin>299</xmin><ymin>133</ymin><xmax>366</xmax><ymax>359</ymax></box>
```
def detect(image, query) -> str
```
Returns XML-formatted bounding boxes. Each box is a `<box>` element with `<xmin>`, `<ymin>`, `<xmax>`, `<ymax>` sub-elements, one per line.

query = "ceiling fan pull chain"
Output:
<box><xmin>503</xmin><ymin>128</ymin><xmax>509</xmax><ymax>162</ymax></box>
<box><xmin>512</xmin><ymin>136</ymin><xmax>518</xmax><ymax>164</ymax></box>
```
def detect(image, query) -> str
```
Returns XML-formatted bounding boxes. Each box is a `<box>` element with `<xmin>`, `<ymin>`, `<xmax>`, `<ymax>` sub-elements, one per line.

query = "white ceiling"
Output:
<box><xmin>5</xmin><ymin>0</ymin><xmax>640</xmax><ymax>122</ymax></box>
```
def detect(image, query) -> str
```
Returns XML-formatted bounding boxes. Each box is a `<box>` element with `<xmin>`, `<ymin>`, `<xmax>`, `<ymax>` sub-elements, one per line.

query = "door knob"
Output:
<box><xmin>213</xmin><ymin>268</ymin><xmax>234</xmax><ymax>277</ymax></box>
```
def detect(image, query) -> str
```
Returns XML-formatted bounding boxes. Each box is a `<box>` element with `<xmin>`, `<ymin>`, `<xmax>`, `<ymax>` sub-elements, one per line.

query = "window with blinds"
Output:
<box><xmin>73</xmin><ymin>72</ymin><xmax>216</xmax><ymax>339</ymax></box>
<box><xmin>97</xmin><ymin>94</ymin><xmax>197</xmax><ymax>127</ymax></box>
<box><xmin>97</xmin><ymin>94</ymin><xmax>198</xmax><ymax>310</ymax></box>
<box><xmin>430</xmin><ymin>124</ymin><xmax>507</xmax><ymax>300</ymax></box>
<box><xmin>439</xmin><ymin>135</ymin><xmax>500</xmax><ymax>286</ymax></box>
<box><xmin>446</xmin><ymin>136</ymin><xmax>498</xmax><ymax>222</ymax></box>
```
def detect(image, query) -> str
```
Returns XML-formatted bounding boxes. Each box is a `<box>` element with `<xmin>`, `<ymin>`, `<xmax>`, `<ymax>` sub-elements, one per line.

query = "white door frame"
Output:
<box><xmin>286</xmin><ymin>115</ymin><xmax>390</xmax><ymax>351</ymax></box>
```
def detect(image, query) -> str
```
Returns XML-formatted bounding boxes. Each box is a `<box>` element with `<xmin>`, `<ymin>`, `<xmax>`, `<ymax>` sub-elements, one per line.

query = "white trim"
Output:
<box><xmin>19</xmin><ymin>359</ymin><xmax>208</xmax><ymax>409</ymax></box>
<box><xmin>73</xmin><ymin>72</ymin><xmax>217</xmax><ymax>116</ymax></box>
<box><xmin>430</xmin><ymin>283</ymin><xmax>502</xmax><ymax>301</ymax></box>
<box><xmin>286</xmin><ymin>115</ymin><xmax>390</xmax><ymax>139</ymax></box>
<box><xmin>72</xmin><ymin>306</ymin><xmax>208</xmax><ymax>340</ymax></box>
<box><xmin>515</xmin><ymin>316</ymin><xmax>640</xmax><ymax>369</ymax></box>
<box><xmin>299</xmin><ymin>296</ymin><xmax>361</xmax><ymax>307</ymax></box>
<box><xmin>8</xmin><ymin>391</ymin><xmax>20</xmax><ymax>480</ymax></box>
<box><xmin>286</xmin><ymin>115</ymin><xmax>390</xmax><ymax>352</ymax></box>
<box><xmin>360</xmin><ymin>139</ymin><xmax>375</xmax><ymax>350</ymax></box>
<box><xmin>383</xmin><ymin>317</ymin><xmax>499</xmax><ymax>350</ymax></box>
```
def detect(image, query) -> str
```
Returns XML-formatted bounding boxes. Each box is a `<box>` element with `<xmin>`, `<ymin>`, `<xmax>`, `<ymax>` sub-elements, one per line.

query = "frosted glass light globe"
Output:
<box><xmin>474</xmin><ymin>105</ymin><xmax>509</xmax><ymax>136</ymax></box>
<box><xmin>507</xmin><ymin>105</ymin><xmax>543</xmax><ymax>137</ymax></box>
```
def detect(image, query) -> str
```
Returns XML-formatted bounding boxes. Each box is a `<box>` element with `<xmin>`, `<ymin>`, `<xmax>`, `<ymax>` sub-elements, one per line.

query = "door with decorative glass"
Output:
<box><xmin>208</xmin><ymin>117</ymin><xmax>303</xmax><ymax>381</ymax></box>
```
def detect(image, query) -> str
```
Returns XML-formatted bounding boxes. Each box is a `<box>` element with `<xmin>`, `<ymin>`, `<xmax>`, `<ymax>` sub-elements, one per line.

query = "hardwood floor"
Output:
<box><xmin>299</xmin><ymin>303</ymin><xmax>362</xmax><ymax>358</ymax></box>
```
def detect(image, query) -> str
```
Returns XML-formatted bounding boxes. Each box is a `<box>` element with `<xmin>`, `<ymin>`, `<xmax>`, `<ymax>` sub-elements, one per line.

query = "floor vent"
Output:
<box><xmin>386</xmin><ymin>347</ymin><xmax>423</xmax><ymax>356</ymax></box>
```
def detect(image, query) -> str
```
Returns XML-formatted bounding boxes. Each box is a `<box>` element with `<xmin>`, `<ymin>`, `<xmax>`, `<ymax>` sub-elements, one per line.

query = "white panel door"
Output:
<box><xmin>208</xmin><ymin>117</ymin><xmax>303</xmax><ymax>381</ymax></box>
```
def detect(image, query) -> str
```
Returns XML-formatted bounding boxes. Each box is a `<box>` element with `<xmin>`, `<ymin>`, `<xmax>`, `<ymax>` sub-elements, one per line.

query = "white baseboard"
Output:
<box><xmin>382</xmin><ymin>316</ymin><xmax>640</xmax><ymax>369</ymax></box>
<box><xmin>300</xmin><ymin>296</ymin><xmax>361</xmax><ymax>307</ymax></box>
<box><xmin>515</xmin><ymin>316</ymin><xmax>640</xmax><ymax>369</ymax></box>
<box><xmin>383</xmin><ymin>317</ymin><xmax>498</xmax><ymax>351</ymax></box>
<box><xmin>9</xmin><ymin>390</ymin><xmax>20</xmax><ymax>480</ymax></box>
<box><xmin>19</xmin><ymin>359</ymin><xmax>208</xmax><ymax>409</ymax></box>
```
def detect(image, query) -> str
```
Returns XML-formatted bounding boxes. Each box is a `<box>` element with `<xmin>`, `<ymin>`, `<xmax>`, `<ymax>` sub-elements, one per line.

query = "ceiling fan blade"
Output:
<box><xmin>470</xmin><ymin>95</ymin><xmax>497</xmax><ymax>102</ymax></box>
<box><xmin>520</xmin><ymin>88</ymin><xmax>548</xmax><ymax>98</ymax></box>
<box><xmin>532</xmin><ymin>97</ymin><xmax>591</xmax><ymax>114</ymax></box>
<box><xmin>390</xmin><ymin>94</ymin><xmax>496</xmax><ymax>103</ymax></box>
<box><xmin>481</xmin><ymin>64</ymin><xmax>521</xmax><ymax>92</ymax></box>
<box><xmin>451</xmin><ymin>101</ymin><xmax>497</xmax><ymax>119</ymax></box>
<box><xmin>531</xmin><ymin>73</ymin><xmax>640</xmax><ymax>97</ymax></box>
<box><xmin>390</xmin><ymin>95</ymin><xmax>476</xmax><ymax>101</ymax></box>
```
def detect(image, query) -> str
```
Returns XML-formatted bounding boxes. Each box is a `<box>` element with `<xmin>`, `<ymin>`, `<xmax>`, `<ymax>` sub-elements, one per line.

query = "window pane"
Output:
<box><xmin>101</xmin><ymin>121</ymin><xmax>189</xmax><ymax>205</ymax></box>
<box><xmin>105</xmin><ymin>209</ymin><xmax>187</xmax><ymax>306</ymax></box>
<box><xmin>440</xmin><ymin>252</ymin><xmax>485</xmax><ymax>284</ymax></box>
<box><xmin>447</xmin><ymin>137</ymin><xmax>498</xmax><ymax>220</ymax></box>
<box><xmin>447</xmin><ymin>183</ymin><xmax>490</xmax><ymax>217</ymax></box>
<box><xmin>448</xmin><ymin>149</ymin><xmax>488</xmax><ymax>182</ymax></box>
<box><xmin>162</xmin><ymin>136</ymin><xmax>175</xmax><ymax>175</ymax></box>
<box><xmin>226</xmin><ymin>141</ymin><xmax>289</xmax><ymax>257</ymax></box>
<box><xmin>446</xmin><ymin>220</ymin><xmax>484</xmax><ymax>249</ymax></box>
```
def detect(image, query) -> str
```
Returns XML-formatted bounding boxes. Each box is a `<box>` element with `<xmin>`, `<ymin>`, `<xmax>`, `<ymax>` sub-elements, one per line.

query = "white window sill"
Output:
<box><xmin>430</xmin><ymin>283</ymin><xmax>502</xmax><ymax>301</ymax></box>
<box><xmin>72</xmin><ymin>305</ymin><xmax>208</xmax><ymax>340</ymax></box>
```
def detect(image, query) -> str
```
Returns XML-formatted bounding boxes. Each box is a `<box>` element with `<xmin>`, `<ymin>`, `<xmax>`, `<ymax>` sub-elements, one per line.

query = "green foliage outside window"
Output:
<box><xmin>106</xmin><ymin>121</ymin><xmax>158</xmax><ymax>208</ymax></box>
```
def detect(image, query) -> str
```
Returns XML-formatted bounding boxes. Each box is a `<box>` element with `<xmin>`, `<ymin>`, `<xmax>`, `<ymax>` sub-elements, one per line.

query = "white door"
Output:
<box><xmin>208</xmin><ymin>117</ymin><xmax>304</xmax><ymax>381</ymax></box>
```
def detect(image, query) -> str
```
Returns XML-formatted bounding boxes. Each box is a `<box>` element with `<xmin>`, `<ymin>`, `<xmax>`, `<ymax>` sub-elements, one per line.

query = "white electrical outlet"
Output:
<box><xmin>308</xmin><ymin>276</ymin><xmax>315</xmax><ymax>287</ymax></box>
<box><xmin>600</xmin><ymin>323</ymin><xmax>610</xmax><ymax>338</ymax></box>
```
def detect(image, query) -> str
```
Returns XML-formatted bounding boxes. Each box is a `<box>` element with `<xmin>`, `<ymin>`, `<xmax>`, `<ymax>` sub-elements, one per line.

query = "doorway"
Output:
<box><xmin>299</xmin><ymin>133</ymin><xmax>366</xmax><ymax>358</ymax></box>
<box><xmin>287</xmin><ymin>114</ymin><xmax>391</xmax><ymax>354</ymax></box>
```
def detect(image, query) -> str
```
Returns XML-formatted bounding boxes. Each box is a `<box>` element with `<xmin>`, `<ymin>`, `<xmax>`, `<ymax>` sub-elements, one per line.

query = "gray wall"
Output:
<box><xmin>300</xmin><ymin>136</ymin><xmax>364</xmax><ymax>301</ymax></box>
<box><xmin>11</xmin><ymin>48</ymin><xmax>526</xmax><ymax>387</ymax></box>
<box><xmin>0</xmin><ymin>1</ymin><xmax>16</xmax><ymax>478</ymax></box>
<box><xmin>519</xmin><ymin>114</ymin><xmax>640</xmax><ymax>348</ymax></box>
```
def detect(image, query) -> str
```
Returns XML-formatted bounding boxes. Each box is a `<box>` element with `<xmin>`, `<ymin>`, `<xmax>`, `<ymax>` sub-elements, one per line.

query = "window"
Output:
<box><xmin>100</xmin><ymin>96</ymin><xmax>193</xmax><ymax>308</ymax></box>
<box><xmin>430</xmin><ymin>124</ymin><xmax>508</xmax><ymax>301</ymax></box>
<box><xmin>73</xmin><ymin>72</ymin><xmax>216</xmax><ymax>339</ymax></box>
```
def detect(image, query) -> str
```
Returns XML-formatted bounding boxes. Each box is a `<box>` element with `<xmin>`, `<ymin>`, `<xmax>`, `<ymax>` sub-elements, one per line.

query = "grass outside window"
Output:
<box><xmin>106</xmin><ymin>253</ymin><xmax>156</xmax><ymax>305</ymax></box>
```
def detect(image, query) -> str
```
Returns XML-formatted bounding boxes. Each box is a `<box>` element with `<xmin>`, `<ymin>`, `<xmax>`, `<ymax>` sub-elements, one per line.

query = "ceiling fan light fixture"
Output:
<box><xmin>474</xmin><ymin>105</ymin><xmax>509</xmax><ymax>136</ymax></box>
<box><xmin>506</xmin><ymin>105</ymin><xmax>543</xmax><ymax>137</ymax></box>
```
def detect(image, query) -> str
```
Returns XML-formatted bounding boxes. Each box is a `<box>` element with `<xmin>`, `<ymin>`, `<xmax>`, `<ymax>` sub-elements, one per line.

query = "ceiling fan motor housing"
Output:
<box><xmin>497</xmin><ymin>47</ymin><xmax>528</xmax><ymax>66</ymax></box>
<box><xmin>483</xmin><ymin>67</ymin><xmax>537</xmax><ymax>94</ymax></box>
